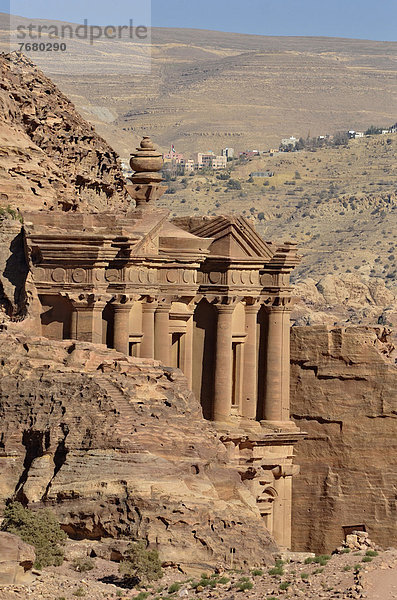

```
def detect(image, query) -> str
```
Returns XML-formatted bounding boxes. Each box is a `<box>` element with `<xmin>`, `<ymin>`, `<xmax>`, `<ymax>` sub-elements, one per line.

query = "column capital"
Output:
<box><xmin>112</xmin><ymin>294</ymin><xmax>135</xmax><ymax>309</ymax></box>
<box><xmin>211</xmin><ymin>295</ymin><xmax>242</xmax><ymax>313</ymax></box>
<box><xmin>142</xmin><ymin>297</ymin><xmax>158</xmax><ymax>312</ymax></box>
<box><xmin>66</xmin><ymin>292</ymin><xmax>111</xmax><ymax>309</ymax></box>
<box><xmin>244</xmin><ymin>297</ymin><xmax>262</xmax><ymax>313</ymax></box>
<box><xmin>215</xmin><ymin>304</ymin><xmax>236</xmax><ymax>315</ymax></box>
<box><xmin>262</xmin><ymin>295</ymin><xmax>295</xmax><ymax>313</ymax></box>
<box><xmin>156</xmin><ymin>296</ymin><xmax>172</xmax><ymax>312</ymax></box>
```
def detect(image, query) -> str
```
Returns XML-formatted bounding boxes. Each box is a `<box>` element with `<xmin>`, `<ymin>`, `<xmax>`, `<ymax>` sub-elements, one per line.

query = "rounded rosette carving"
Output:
<box><xmin>51</xmin><ymin>268</ymin><xmax>66</xmax><ymax>283</ymax></box>
<box><xmin>72</xmin><ymin>268</ymin><xmax>86</xmax><ymax>283</ymax></box>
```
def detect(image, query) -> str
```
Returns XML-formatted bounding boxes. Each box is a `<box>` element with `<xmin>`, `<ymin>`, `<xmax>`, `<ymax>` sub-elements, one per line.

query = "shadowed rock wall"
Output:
<box><xmin>290</xmin><ymin>325</ymin><xmax>397</xmax><ymax>553</ymax></box>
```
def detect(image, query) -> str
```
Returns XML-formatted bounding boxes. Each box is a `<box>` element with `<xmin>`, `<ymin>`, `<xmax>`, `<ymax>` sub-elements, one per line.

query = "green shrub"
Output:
<box><xmin>268</xmin><ymin>566</ymin><xmax>284</xmax><ymax>576</ymax></box>
<box><xmin>314</xmin><ymin>567</ymin><xmax>324</xmax><ymax>574</ymax></box>
<box><xmin>168</xmin><ymin>583</ymin><xmax>181</xmax><ymax>594</ymax></box>
<box><xmin>227</xmin><ymin>179</ymin><xmax>242</xmax><ymax>190</ymax></box>
<box><xmin>314</xmin><ymin>554</ymin><xmax>331</xmax><ymax>566</ymax></box>
<box><xmin>0</xmin><ymin>205</ymin><xmax>23</xmax><ymax>222</ymax></box>
<box><xmin>340</xmin><ymin>548</ymin><xmax>351</xmax><ymax>554</ymax></box>
<box><xmin>135</xmin><ymin>592</ymin><xmax>149</xmax><ymax>600</ymax></box>
<box><xmin>343</xmin><ymin>565</ymin><xmax>352</xmax><ymax>571</ymax></box>
<box><xmin>304</xmin><ymin>557</ymin><xmax>314</xmax><ymax>564</ymax></box>
<box><xmin>300</xmin><ymin>573</ymin><xmax>309</xmax><ymax>580</ymax></box>
<box><xmin>366</xmin><ymin>550</ymin><xmax>378</xmax><ymax>557</ymax></box>
<box><xmin>353</xmin><ymin>564</ymin><xmax>362</xmax><ymax>571</ymax></box>
<box><xmin>362</xmin><ymin>556</ymin><xmax>373</xmax><ymax>563</ymax></box>
<box><xmin>237</xmin><ymin>581</ymin><xmax>253</xmax><ymax>591</ymax></box>
<box><xmin>1</xmin><ymin>501</ymin><xmax>66</xmax><ymax>569</ymax></box>
<box><xmin>279</xmin><ymin>581</ymin><xmax>290</xmax><ymax>590</ymax></box>
<box><xmin>239</xmin><ymin>576</ymin><xmax>250</xmax><ymax>583</ymax></box>
<box><xmin>73</xmin><ymin>588</ymin><xmax>86</xmax><ymax>597</ymax></box>
<box><xmin>218</xmin><ymin>576</ymin><xmax>230</xmax><ymax>584</ymax></box>
<box><xmin>275</xmin><ymin>559</ymin><xmax>284</xmax><ymax>567</ymax></box>
<box><xmin>119</xmin><ymin>541</ymin><xmax>163</xmax><ymax>583</ymax></box>
<box><xmin>251</xmin><ymin>569</ymin><xmax>263</xmax><ymax>576</ymax></box>
<box><xmin>72</xmin><ymin>557</ymin><xmax>95</xmax><ymax>572</ymax></box>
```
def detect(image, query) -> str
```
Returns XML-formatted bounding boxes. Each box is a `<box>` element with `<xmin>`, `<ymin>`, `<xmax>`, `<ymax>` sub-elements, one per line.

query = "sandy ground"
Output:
<box><xmin>365</xmin><ymin>566</ymin><xmax>397</xmax><ymax>600</ymax></box>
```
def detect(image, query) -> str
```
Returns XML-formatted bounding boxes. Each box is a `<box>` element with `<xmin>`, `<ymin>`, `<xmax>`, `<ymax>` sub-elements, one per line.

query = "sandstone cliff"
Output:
<box><xmin>0</xmin><ymin>53</ymin><xmax>128</xmax><ymax>211</ymax></box>
<box><xmin>292</xmin><ymin>274</ymin><xmax>397</xmax><ymax>347</ymax></box>
<box><xmin>290</xmin><ymin>325</ymin><xmax>397</xmax><ymax>553</ymax></box>
<box><xmin>0</xmin><ymin>333</ymin><xmax>276</xmax><ymax>570</ymax></box>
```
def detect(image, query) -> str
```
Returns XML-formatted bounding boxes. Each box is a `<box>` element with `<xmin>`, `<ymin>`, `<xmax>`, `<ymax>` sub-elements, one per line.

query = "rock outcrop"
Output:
<box><xmin>292</xmin><ymin>274</ymin><xmax>397</xmax><ymax>342</ymax></box>
<box><xmin>290</xmin><ymin>325</ymin><xmax>397</xmax><ymax>553</ymax></box>
<box><xmin>0</xmin><ymin>333</ymin><xmax>276</xmax><ymax>570</ymax></box>
<box><xmin>0</xmin><ymin>532</ymin><xmax>35</xmax><ymax>586</ymax></box>
<box><xmin>0</xmin><ymin>53</ymin><xmax>128</xmax><ymax>211</ymax></box>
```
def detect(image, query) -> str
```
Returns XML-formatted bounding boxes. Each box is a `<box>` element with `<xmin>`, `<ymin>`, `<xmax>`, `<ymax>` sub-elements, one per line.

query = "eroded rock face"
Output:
<box><xmin>0</xmin><ymin>53</ymin><xmax>128</xmax><ymax>211</ymax></box>
<box><xmin>0</xmin><ymin>334</ymin><xmax>276</xmax><ymax>570</ymax></box>
<box><xmin>292</xmin><ymin>274</ymin><xmax>397</xmax><ymax>332</ymax></box>
<box><xmin>290</xmin><ymin>325</ymin><xmax>397</xmax><ymax>553</ymax></box>
<box><xmin>0</xmin><ymin>532</ymin><xmax>35</xmax><ymax>587</ymax></box>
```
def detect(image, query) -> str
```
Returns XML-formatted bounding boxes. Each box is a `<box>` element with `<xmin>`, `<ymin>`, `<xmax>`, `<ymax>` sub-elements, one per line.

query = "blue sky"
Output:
<box><xmin>2</xmin><ymin>0</ymin><xmax>397</xmax><ymax>41</ymax></box>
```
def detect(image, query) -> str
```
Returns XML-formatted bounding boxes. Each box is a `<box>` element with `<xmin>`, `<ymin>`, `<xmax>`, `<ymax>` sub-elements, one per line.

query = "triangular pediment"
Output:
<box><xmin>185</xmin><ymin>216</ymin><xmax>275</xmax><ymax>260</ymax></box>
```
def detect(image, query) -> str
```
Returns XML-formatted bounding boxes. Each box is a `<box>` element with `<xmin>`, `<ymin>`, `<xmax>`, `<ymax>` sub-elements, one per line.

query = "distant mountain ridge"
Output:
<box><xmin>1</xmin><ymin>13</ymin><xmax>396</xmax><ymax>157</ymax></box>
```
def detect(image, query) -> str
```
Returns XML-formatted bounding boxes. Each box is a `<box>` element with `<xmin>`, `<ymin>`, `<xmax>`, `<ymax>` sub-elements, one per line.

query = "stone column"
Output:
<box><xmin>263</xmin><ymin>302</ymin><xmax>291</xmax><ymax>423</ymax></box>
<box><xmin>272</xmin><ymin>468</ymin><xmax>294</xmax><ymax>549</ymax></box>
<box><xmin>272</xmin><ymin>474</ymin><xmax>286</xmax><ymax>548</ymax></box>
<box><xmin>69</xmin><ymin>294</ymin><xmax>106</xmax><ymax>344</ymax></box>
<box><xmin>213</xmin><ymin>303</ymin><xmax>235</xmax><ymax>422</ymax></box>
<box><xmin>113</xmin><ymin>296</ymin><xmax>134</xmax><ymax>355</ymax></box>
<box><xmin>140</xmin><ymin>299</ymin><xmax>157</xmax><ymax>359</ymax></box>
<box><xmin>154</xmin><ymin>302</ymin><xmax>171</xmax><ymax>365</ymax></box>
<box><xmin>183</xmin><ymin>311</ymin><xmax>194</xmax><ymax>388</ymax></box>
<box><xmin>242</xmin><ymin>301</ymin><xmax>260</xmax><ymax>419</ymax></box>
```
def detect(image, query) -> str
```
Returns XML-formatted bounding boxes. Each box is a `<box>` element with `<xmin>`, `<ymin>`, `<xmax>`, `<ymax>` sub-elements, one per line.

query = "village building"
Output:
<box><xmin>196</xmin><ymin>151</ymin><xmax>227</xmax><ymax>169</ymax></box>
<box><xmin>163</xmin><ymin>145</ymin><xmax>185</xmax><ymax>164</ymax></box>
<box><xmin>23</xmin><ymin>136</ymin><xmax>303</xmax><ymax>550</ymax></box>
<box><xmin>221</xmin><ymin>147</ymin><xmax>235</xmax><ymax>159</ymax></box>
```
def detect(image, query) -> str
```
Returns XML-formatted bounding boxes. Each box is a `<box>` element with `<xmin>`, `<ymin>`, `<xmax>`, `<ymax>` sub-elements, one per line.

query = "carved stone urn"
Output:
<box><xmin>126</xmin><ymin>136</ymin><xmax>167</xmax><ymax>208</ymax></box>
<box><xmin>129</xmin><ymin>136</ymin><xmax>163</xmax><ymax>183</ymax></box>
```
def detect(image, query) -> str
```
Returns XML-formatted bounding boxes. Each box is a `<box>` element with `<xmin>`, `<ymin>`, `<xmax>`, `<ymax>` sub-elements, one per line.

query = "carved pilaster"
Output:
<box><xmin>67</xmin><ymin>293</ymin><xmax>110</xmax><ymax>344</ymax></box>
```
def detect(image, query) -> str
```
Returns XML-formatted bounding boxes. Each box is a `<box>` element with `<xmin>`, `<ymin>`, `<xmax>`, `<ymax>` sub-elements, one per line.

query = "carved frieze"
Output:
<box><xmin>51</xmin><ymin>267</ymin><xmax>66</xmax><ymax>283</ymax></box>
<box><xmin>260</xmin><ymin>273</ymin><xmax>277</xmax><ymax>287</ymax></box>
<box><xmin>72</xmin><ymin>268</ymin><xmax>86</xmax><ymax>283</ymax></box>
<box><xmin>105</xmin><ymin>269</ymin><xmax>121</xmax><ymax>283</ymax></box>
<box><xmin>166</xmin><ymin>269</ymin><xmax>178</xmax><ymax>283</ymax></box>
<box><xmin>209</xmin><ymin>271</ymin><xmax>222</xmax><ymax>284</ymax></box>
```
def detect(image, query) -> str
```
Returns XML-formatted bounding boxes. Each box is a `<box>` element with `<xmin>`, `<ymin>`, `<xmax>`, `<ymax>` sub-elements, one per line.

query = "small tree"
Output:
<box><xmin>119</xmin><ymin>541</ymin><xmax>163</xmax><ymax>584</ymax></box>
<box><xmin>1</xmin><ymin>502</ymin><xmax>67</xmax><ymax>569</ymax></box>
<box><xmin>333</xmin><ymin>131</ymin><xmax>349</xmax><ymax>146</ymax></box>
<box><xmin>227</xmin><ymin>179</ymin><xmax>242</xmax><ymax>190</ymax></box>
